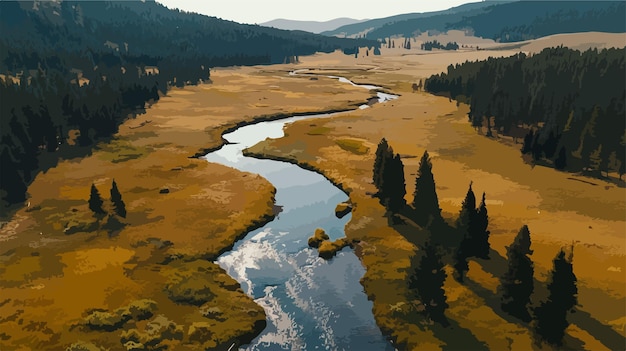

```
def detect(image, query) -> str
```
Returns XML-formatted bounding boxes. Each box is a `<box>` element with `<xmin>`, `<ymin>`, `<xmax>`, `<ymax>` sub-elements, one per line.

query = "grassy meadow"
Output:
<box><xmin>245</xmin><ymin>40</ymin><xmax>625</xmax><ymax>350</ymax></box>
<box><xmin>0</xmin><ymin>67</ymin><xmax>373</xmax><ymax>350</ymax></box>
<box><xmin>0</xmin><ymin>32</ymin><xmax>624</xmax><ymax>350</ymax></box>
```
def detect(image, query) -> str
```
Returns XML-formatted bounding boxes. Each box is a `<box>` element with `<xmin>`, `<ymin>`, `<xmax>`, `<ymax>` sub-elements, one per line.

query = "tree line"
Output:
<box><xmin>420</xmin><ymin>40</ymin><xmax>459</xmax><ymax>51</ymax></box>
<box><xmin>373</xmin><ymin>138</ymin><xmax>578</xmax><ymax>346</ymax></box>
<box><xmin>424</xmin><ymin>46</ymin><xmax>625</xmax><ymax>179</ymax></box>
<box><xmin>0</xmin><ymin>0</ymin><xmax>377</xmax><ymax>215</ymax></box>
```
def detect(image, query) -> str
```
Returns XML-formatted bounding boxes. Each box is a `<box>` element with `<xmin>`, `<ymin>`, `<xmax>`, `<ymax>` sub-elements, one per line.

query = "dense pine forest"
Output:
<box><xmin>425</xmin><ymin>46</ymin><xmax>626</xmax><ymax>179</ymax></box>
<box><xmin>0</xmin><ymin>0</ymin><xmax>376</xmax><ymax>214</ymax></box>
<box><xmin>352</xmin><ymin>1</ymin><xmax>624</xmax><ymax>41</ymax></box>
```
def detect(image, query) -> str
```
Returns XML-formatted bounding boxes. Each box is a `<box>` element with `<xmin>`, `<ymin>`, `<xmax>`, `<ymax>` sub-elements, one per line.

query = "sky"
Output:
<box><xmin>155</xmin><ymin>0</ymin><xmax>472</xmax><ymax>24</ymax></box>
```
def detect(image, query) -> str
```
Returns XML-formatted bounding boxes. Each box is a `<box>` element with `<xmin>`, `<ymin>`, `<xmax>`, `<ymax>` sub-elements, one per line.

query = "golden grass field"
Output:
<box><xmin>0</xmin><ymin>67</ymin><xmax>373</xmax><ymax>350</ymax></box>
<box><xmin>244</xmin><ymin>38</ymin><xmax>625</xmax><ymax>350</ymax></box>
<box><xmin>1</xmin><ymin>32</ymin><xmax>624</xmax><ymax>350</ymax></box>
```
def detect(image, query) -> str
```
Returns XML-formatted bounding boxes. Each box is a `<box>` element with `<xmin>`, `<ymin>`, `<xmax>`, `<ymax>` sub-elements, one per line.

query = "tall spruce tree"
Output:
<box><xmin>408</xmin><ymin>241</ymin><xmax>449</xmax><ymax>326</ymax></box>
<box><xmin>452</xmin><ymin>243</ymin><xmax>469</xmax><ymax>283</ymax></box>
<box><xmin>412</xmin><ymin>150</ymin><xmax>442</xmax><ymax>227</ymax></box>
<box><xmin>110</xmin><ymin>179</ymin><xmax>127</xmax><ymax>218</ymax></box>
<box><xmin>88</xmin><ymin>183</ymin><xmax>105</xmax><ymax>216</ymax></box>
<box><xmin>380</xmin><ymin>154</ymin><xmax>406</xmax><ymax>213</ymax></box>
<box><xmin>500</xmin><ymin>225</ymin><xmax>534</xmax><ymax>322</ymax></box>
<box><xmin>534</xmin><ymin>248</ymin><xmax>578</xmax><ymax>346</ymax></box>
<box><xmin>373</xmin><ymin>138</ymin><xmax>391</xmax><ymax>190</ymax></box>
<box><xmin>554</xmin><ymin>146</ymin><xmax>567</xmax><ymax>170</ymax></box>
<box><xmin>473</xmin><ymin>192</ymin><xmax>491</xmax><ymax>259</ymax></box>
<box><xmin>455</xmin><ymin>182</ymin><xmax>476</xmax><ymax>246</ymax></box>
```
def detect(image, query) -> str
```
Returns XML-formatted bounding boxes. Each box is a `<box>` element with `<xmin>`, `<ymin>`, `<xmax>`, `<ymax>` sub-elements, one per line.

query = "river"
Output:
<box><xmin>204</xmin><ymin>71</ymin><xmax>397</xmax><ymax>351</ymax></box>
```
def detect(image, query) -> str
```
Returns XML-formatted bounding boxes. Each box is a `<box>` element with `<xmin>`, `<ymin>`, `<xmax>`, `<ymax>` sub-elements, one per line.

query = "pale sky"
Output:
<box><xmin>156</xmin><ymin>0</ymin><xmax>473</xmax><ymax>24</ymax></box>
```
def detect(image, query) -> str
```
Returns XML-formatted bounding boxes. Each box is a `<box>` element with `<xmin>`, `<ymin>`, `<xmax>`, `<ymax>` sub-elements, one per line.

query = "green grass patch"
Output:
<box><xmin>336</xmin><ymin>139</ymin><xmax>369</xmax><ymax>155</ymax></box>
<box><xmin>96</xmin><ymin>139</ymin><xmax>148</xmax><ymax>164</ymax></box>
<box><xmin>307</xmin><ymin>126</ymin><xmax>332</xmax><ymax>135</ymax></box>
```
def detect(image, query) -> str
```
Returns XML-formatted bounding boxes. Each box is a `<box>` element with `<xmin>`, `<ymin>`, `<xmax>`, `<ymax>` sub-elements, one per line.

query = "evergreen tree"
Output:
<box><xmin>0</xmin><ymin>147</ymin><xmax>27</xmax><ymax>206</ymax></box>
<box><xmin>412</xmin><ymin>150</ymin><xmax>442</xmax><ymax>227</ymax></box>
<box><xmin>455</xmin><ymin>182</ymin><xmax>477</xmax><ymax>246</ymax></box>
<box><xmin>380</xmin><ymin>154</ymin><xmax>406</xmax><ymax>213</ymax></box>
<box><xmin>554</xmin><ymin>146</ymin><xmax>567</xmax><ymax>170</ymax></box>
<box><xmin>110</xmin><ymin>179</ymin><xmax>127</xmax><ymax>218</ymax></box>
<box><xmin>587</xmin><ymin>144</ymin><xmax>603</xmax><ymax>176</ymax></box>
<box><xmin>408</xmin><ymin>242</ymin><xmax>449</xmax><ymax>326</ymax></box>
<box><xmin>534</xmin><ymin>248</ymin><xmax>578</xmax><ymax>346</ymax></box>
<box><xmin>473</xmin><ymin>192</ymin><xmax>491</xmax><ymax>259</ymax></box>
<box><xmin>500</xmin><ymin>225</ymin><xmax>534</xmax><ymax>322</ymax></box>
<box><xmin>452</xmin><ymin>243</ymin><xmax>469</xmax><ymax>283</ymax></box>
<box><xmin>88</xmin><ymin>183</ymin><xmax>105</xmax><ymax>216</ymax></box>
<box><xmin>373</xmin><ymin>138</ymin><xmax>391</xmax><ymax>189</ymax></box>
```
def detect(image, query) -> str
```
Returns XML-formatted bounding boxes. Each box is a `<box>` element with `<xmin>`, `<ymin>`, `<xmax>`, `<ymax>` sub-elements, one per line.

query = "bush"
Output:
<box><xmin>84</xmin><ymin>310</ymin><xmax>127</xmax><ymax>331</ymax></box>
<box><xmin>165</xmin><ymin>277</ymin><xmax>215</xmax><ymax>305</ymax></box>
<box><xmin>120</xmin><ymin>315</ymin><xmax>183</xmax><ymax>351</ymax></box>
<box><xmin>125</xmin><ymin>299</ymin><xmax>157</xmax><ymax>321</ymax></box>
<box><xmin>83</xmin><ymin>300</ymin><xmax>158</xmax><ymax>331</ymax></box>
<box><xmin>66</xmin><ymin>341</ymin><xmax>105</xmax><ymax>351</ymax></box>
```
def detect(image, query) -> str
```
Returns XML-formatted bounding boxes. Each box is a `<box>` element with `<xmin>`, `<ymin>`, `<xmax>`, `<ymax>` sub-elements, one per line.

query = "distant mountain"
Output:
<box><xmin>323</xmin><ymin>1</ymin><xmax>626</xmax><ymax>42</ymax></box>
<box><xmin>322</xmin><ymin>2</ymin><xmax>502</xmax><ymax>38</ymax></box>
<box><xmin>261</xmin><ymin>18</ymin><xmax>367</xmax><ymax>34</ymax></box>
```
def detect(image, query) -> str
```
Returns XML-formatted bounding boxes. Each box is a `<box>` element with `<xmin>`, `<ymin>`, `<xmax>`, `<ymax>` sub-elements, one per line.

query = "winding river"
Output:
<box><xmin>204</xmin><ymin>71</ymin><xmax>397</xmax><ymax>350</ymax></box>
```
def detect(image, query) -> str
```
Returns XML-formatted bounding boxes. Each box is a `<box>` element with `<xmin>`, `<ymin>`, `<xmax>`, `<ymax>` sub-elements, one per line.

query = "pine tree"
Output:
<box><xmin>412</xmin><ymin>150</ymin><xmax>442</xmax><ymax>227</ymax></box>
<box><xmin>88</xmin><ymin>183</ymin><xmax>105</xmax><ymax>215</ymax></box>
<box><xmin>373</xmin><ymin>138</ymin><xmax>390</xmax><ymax>189</ymax></box>
<box><xmin>110</xmin><ymin>179</ymin><xmax>127</xmax><ymax>218</ymax></box>
<box><xmin>408</xmin><ymin>242</ymin><xmax>449</xmax><ymax>326</ymax></box>
<box><xmin>521</xmin><ymin>130</ymin><xmax>534</xmax><ymax>154</ymax></box>
<box><xmin>452</xmin><ymin>243</ymin><xmax>469</xmax><ymax>283</ymax></box>
<box><xmin>500</xmin><ymin>225</ymin><xmax>534</xmax><ymax>322</ymax></box>
<box><xmin>473</xmin><ymin>192</ymin><xmax>491</xmax><ymax>259</ymax></box>
<box><xmin>554</xmin><ymin>146</ymin><xmax>567</xmax><ymax>170</ymax></box>
<box><xmin>381</xmin><ymin>154</ymin><xmax>406</xmax><ymax>213</ymax></box>
<box><xmin>587</xmin><ymin>144</ymin><xmax>603</xmax><ymax>176</ymax></box>
<box><xmin>534</xmin><ymin>248</ymin><xmax>578</xmax><ymax>346</ymax></box>
<box><xmin>456</xmin><ymin>182</ymin><xmax>476</xmax><ymax>246</ymax></box>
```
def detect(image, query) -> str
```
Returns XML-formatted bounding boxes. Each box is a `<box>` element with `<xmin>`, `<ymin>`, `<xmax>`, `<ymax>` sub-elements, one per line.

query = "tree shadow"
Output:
<box><xmin>431</xmin><ymin>317</ymin><xmax>490</xmax><ymax>351</ymax></box>
<box><xmin>569</xmin><ymin>308</ymin><xmax>625</xmax><ymax>350</ymax></box>
<box><xmin>471</xmin><ymin>249</ymin><xmax>623</xmax><ymax>350</ymax></box>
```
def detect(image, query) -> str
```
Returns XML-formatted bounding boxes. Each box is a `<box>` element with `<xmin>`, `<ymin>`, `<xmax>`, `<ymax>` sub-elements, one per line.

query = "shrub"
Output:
<box><xmin>66</xmin><ymin>341</ymin><xmax>105</xmax><ymax>351</ymax></box>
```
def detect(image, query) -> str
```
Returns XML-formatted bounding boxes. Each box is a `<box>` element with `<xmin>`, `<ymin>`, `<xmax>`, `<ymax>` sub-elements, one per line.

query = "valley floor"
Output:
<box><xmin>247</xmin><ymin>47</ymin><xmax>626</xmax><ymax>350</ymax></box>
<box><xmin>1</xmin><ymin>32</ymin><xmax>624</xmax><ymax>350</ymax></box>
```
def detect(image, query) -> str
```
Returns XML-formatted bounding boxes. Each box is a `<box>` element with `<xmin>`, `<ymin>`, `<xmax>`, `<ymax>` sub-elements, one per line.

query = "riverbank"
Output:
<box><xmin>245</xmin><ymin>49</ymin><xmax>625</xmax><ymax>350</ymax></box>
<box><xmin>0</xmin><ymin>66</ymin><xmax>375</xmax><ymax>350</ymax></box>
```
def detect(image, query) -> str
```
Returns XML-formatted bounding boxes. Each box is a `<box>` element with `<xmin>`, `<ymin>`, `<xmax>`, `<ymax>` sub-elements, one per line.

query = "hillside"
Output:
<box><xmin>324</xmin><ymin>1</ymin><xmax>625</xmax><ymax>41</ymax></box>
<box><xmin>261</xmin><ymin>17</ymin><xmax>366</xmax><ymax>34</ymax></box>
<box><xmin>0</xmin><ymin>0</ymin><xmax>377</xmax><ymax>213</ymax></box>
<box><xmin>322</xmin><ymin>1</ymin><xmax>506</xmax><ymax>38</ymax></box>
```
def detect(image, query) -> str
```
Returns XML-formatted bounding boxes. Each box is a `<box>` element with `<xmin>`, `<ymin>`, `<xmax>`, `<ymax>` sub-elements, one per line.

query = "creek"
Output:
<box><xmin>204</xmin><ymin>70</ymin><xmax>398</xmax><ymax>350</ymax></box>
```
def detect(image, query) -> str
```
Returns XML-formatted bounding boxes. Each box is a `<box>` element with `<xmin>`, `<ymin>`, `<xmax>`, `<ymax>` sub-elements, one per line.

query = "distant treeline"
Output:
<box><xmin>421</xmin><ymin>40</ymin><xmax>459</xmax><ymax>51</ymax></box>
<box><xmin>0</xmin><ymin>0</ymin><xmax>377</xmax><ymax>214</ymax></box>
<box><xmin>363</xmin><ymin>1</ymin><xmax>625</xmax><ymax>42</ymax></box>
<box><xmin>425</xmin><ymin>47</ymin><xmax>626</xmax><ymax>178</ymax></box>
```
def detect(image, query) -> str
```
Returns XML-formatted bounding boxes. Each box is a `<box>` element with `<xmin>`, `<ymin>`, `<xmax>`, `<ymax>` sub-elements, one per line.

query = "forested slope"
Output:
<box><xmin>0</xmin><ymin>0</ymin><xmax>376</xmax><ymax>214</ymax></box>
<box><xmin>425</xmin><ymin>47</ymin><xmax>625</xmax><ymax>178</ymax></box>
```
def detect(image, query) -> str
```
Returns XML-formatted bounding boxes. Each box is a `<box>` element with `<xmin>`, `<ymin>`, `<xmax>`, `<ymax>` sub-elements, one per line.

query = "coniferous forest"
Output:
<box><xmin>373</xmin><ymin>139</ymin><xmax>579</xmax><ymax>347</ymax></box>
<box><xmin>0</xmin><ymin>0</ymin><xmax>376</xmax><ymax>214</ymax></box>
<box><xmin>424</xmin><ymin>47</ymin><xmax>626</xmax><ymax>179</ymax></box>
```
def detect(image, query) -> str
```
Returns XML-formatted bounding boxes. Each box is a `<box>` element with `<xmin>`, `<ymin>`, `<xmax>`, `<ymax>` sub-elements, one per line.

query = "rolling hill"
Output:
<box><xmin>323</xmin><ymin>0</ymin><xmax>625</xmax><ymax>41</ymax></box>
<box><xmin>261</xmin><ymin>17</ymin><xmax>367</xmax><ymax>34</ymax></box>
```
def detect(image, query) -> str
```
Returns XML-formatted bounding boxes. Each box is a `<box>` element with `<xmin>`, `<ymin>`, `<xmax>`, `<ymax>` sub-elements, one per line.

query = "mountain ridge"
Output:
<box><xmin>261</xmin><ymin>17</ymin><xmax>367</xmax><ymax>34</ymax></box>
